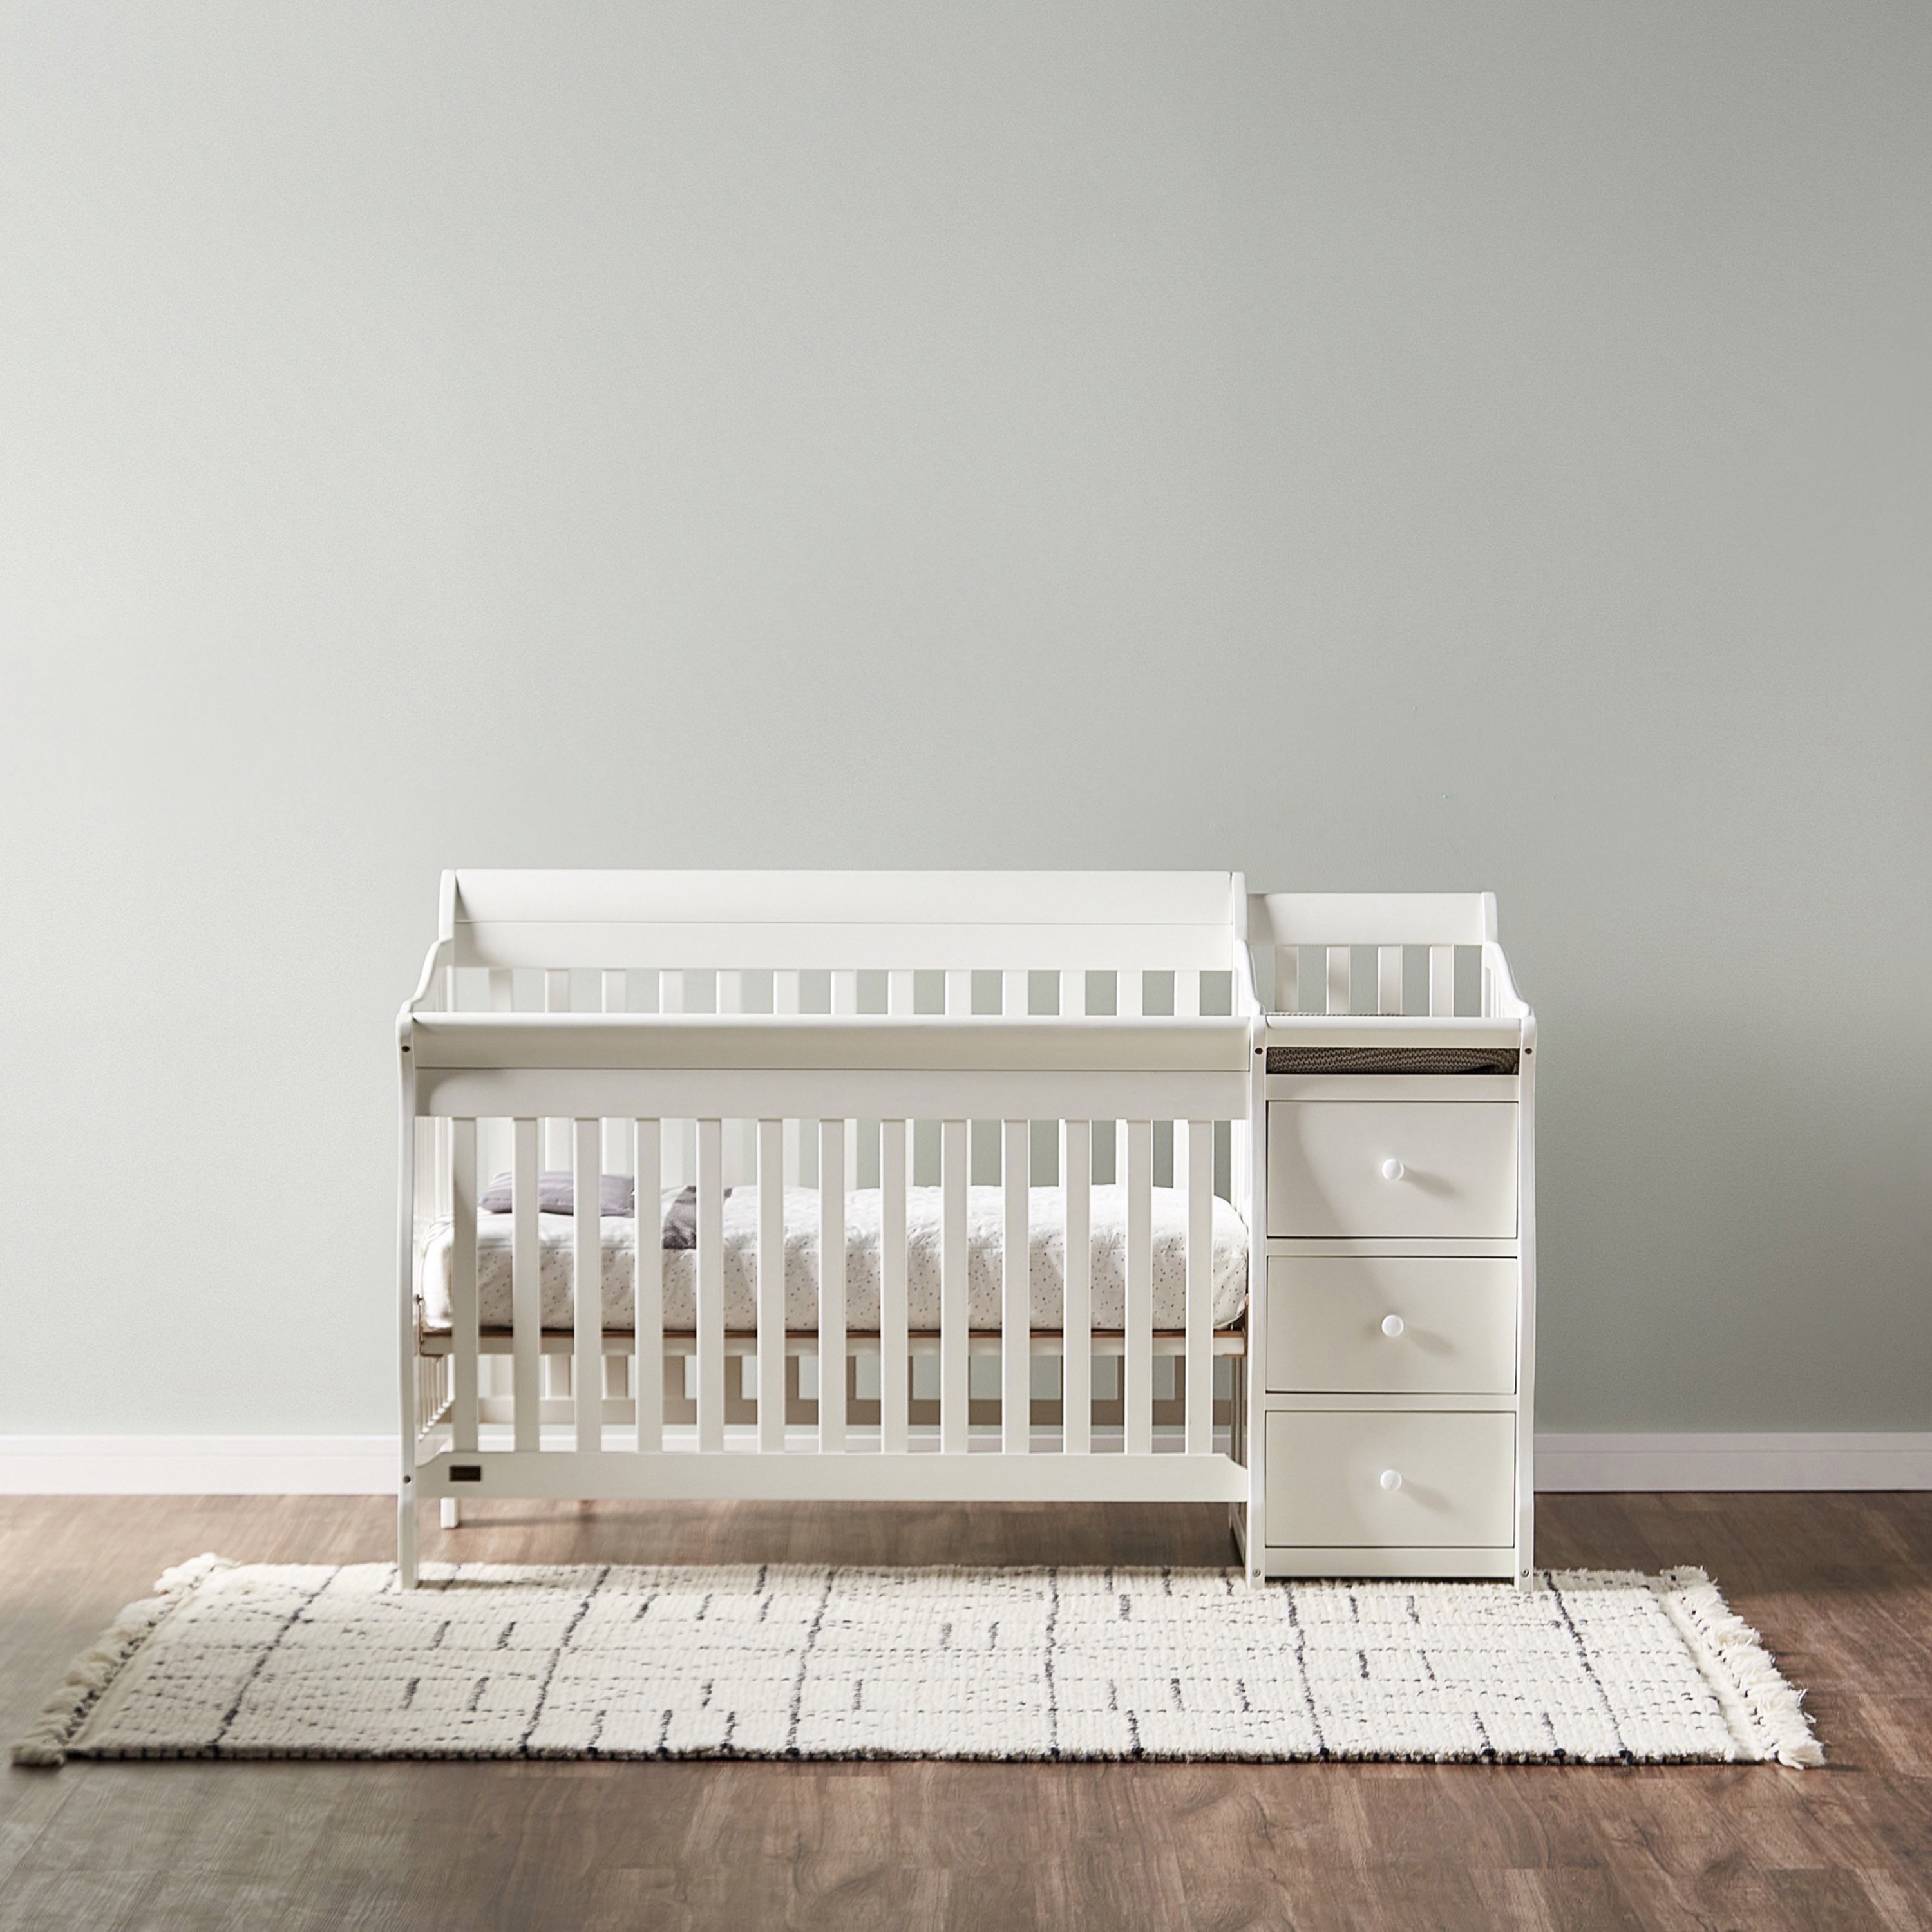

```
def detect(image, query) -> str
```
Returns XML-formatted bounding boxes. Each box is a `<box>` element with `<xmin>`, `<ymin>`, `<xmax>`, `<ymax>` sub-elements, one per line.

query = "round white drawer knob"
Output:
<box><xmin>1381</xmin><ymin>1314</ymin><xmax>1405</xmax><ymax>1338</ymax></box>
<box><xmin>1379</xmin><ymin>1468</ymin><xmax>1403</xmax><ymax>1492</ymax></box>
<box><xmin>1380</xmin><ymin>1157</ymin><xmax>1405</xmax><ymax>1181</ymax></box>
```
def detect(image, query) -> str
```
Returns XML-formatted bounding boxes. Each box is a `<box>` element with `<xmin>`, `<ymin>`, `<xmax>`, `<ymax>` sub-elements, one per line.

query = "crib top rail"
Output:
<box><xmin>406</xmin><ymin>1012</ymin><xmax>1252</xmax><ymax>1072</ymax></box>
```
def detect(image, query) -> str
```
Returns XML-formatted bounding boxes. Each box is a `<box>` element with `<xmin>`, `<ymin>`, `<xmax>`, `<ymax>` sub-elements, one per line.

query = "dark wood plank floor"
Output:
<box><xmin>1</xmin><ymin>1493</ymin><xmax>1927</xmax><ymax>1931</ymax></box>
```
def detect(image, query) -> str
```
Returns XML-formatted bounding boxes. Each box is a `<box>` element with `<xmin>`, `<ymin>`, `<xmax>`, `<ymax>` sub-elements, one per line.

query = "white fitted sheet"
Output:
<box><xmin>420</xmin><ymin>1186</ymin><xmax>1248</xmax><ymax>1336</ymax></box>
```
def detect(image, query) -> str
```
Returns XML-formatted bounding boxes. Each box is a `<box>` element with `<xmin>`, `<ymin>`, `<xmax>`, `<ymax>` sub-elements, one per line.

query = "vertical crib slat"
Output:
<box><xmin>450</xmin><ymin>1118</ymin><xmax>478</xmax><ymax>1453</ymax></box>
<box><xmin>1274</xmin><ymin>945</ymin><xmax>1299</xmax><ymax>1015</ymax></box>
<box><xmin>940</xmin><ymin>1117</ymin><xmax>969</xmax><ymax>1454</ymax></box>
<box><xmin>573</xmin><ymin>1119</ymin><xmax>602</xmax><ymax>1454</ymax></box>
<box><xmin>511</xmin><ymin>1117</ymin><xmax>540</xmax><ymax>1452</ymax></box>
<box><xmin>1003</xmin><ymin>969</ymin><xmax>1027</xmax><ymax>1018</ymax></box>
<box><xmin>1326</xmin><ymin>945</ymin><xmax>1352</xmax><ymax>1016</ymax></box>
<box><xmin>1378</xmin><ymin>946</ymin><xmax>1403</xmax><ymax>1016</ymax></box>
<box><xmin>1062</xmin><ymin>1119</ymin><xmax>1092</xmax><ymax>1454</ymax></box>
<box><xmin>717</xmin><ymin>972</ymin><xmax>756</xmax><ymax>1184</ymax></box>
<box><xmin>887</xmin><ymin>969</ymin><xmax>914</xmax><ymax>1017</ymax></box>
<box><xmin>830</xmin><ymin>973</ymin><xmax>859</xmax><ymax>1183</ymax></box>
<box><xmin>696</xmin><ymin>1117</ymin><xmax>725</xmax><ymax>1452</ymax></box>
<box><xmin>1001</xmin><ymin>1117</ymin><xmax>1030</xmax><ymax>1454</ymax></box>
<box><xmin>601</xmin><ymin>973</ymin><xmax>629</xmax><ymax>1175</ymax></box>
<box><xmin>1115</xmin><ymin>971</ymin><xmax>1143</xmax><ymax>1202</ymax></box>
<box><xmin>544</xmin><ymin>972</ymin><xmax>572</xmax><ymax>1171</ymax></box>
<box><xmin>1175</xmin><ymin>969</ymin><xmax>1200</xmax><ymax>1019</ymax></box>
<box><xmin>756</xmin><ymin>1118</ymin><xmax>785</xmax><ymax>1452</ymax></box>
<box><xmin>1429</xmin><ymin>945</ymin><xmax>1455</xmax><ymax>1017</ymax></box>
<box><xmin>1124</xmin><ymin>1119</ymin><xmax>1153</xmax><ymax>1456</ymax></box>
<box><xmin>1184</xmin><ymin>1118</ymin><xmax>1213</xmax><ymax>1455</ymax></box>
<box><xmin>634</xmin><ymin>1119</ymin><xmax>663</xmax><ymax>1453</ymax></box>
<box><xmin>880</xmin><ymin>1119</ymin><xmax>910</xmax><ymax>1453</ymax></box>
<box><xmin>945</xmin><ymin>969</ymin><xmax>970</xmax><ymax>1018</ymax></box>
<box><xmin>774</xmin><ymin>971</ymin><xmax>801</xmax><ymax>1184</ymax></box>
<box><xmin>819</xmin><ymin>1119</ymin><xmax>846</xmax><ymax>1452</ymax></box>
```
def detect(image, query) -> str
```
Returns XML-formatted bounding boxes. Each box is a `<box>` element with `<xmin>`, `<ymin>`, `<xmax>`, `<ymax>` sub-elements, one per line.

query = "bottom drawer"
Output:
<box><xmin>1265</xmin><ymin>1410</ymin><xmax>1515</xmax><ymax>1549</ymax></box>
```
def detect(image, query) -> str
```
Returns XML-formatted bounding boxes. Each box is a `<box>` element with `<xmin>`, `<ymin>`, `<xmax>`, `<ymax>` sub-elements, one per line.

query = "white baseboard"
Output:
<box><xmin>1534</xmin><ymin>1432</ymin><xmax>1932</xmax><ymax>1492</ymax></box>
<box><xmin>1</xmin><ymin>1432</ymin><xmax>1927</xmax><ymax>1496</ymax></box>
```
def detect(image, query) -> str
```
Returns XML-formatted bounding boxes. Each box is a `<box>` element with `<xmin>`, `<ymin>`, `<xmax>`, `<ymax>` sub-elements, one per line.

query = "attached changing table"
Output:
<box><xmin>1240</xmin><ymin>894</ymin><xmax>1535</xmax><ymax>1584</ymax></box>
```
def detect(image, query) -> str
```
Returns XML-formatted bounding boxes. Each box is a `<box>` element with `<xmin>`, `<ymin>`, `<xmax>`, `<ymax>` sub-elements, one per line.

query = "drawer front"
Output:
<box><xmin>1265</xmin><ymin>1410</ymin><xmax>1516</xmax><ymax>1548</ymax></box>
<box><xmin>1266</xmin><ymin>1256</ymin><xmax>1517</xmax><ymax>1394</ymax></box>
<box><xmin>1267</xmin><ymin>1101</ymin><xmax>1517</xmax><ymax>1239</ymax></box>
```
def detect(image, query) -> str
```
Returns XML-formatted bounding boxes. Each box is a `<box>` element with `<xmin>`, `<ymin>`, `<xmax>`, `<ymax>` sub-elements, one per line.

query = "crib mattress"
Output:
<box><xmin>420</xmin><ymin>1186</ymin><xmax>1249</xmax><ymax>1336</ymax></box>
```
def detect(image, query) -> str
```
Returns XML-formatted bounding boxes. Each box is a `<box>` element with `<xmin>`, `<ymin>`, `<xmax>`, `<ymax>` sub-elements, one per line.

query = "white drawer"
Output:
<box><xmin>1265</xmin><ymin>1256</ymin><xmax>1517</xmax><ymax>1394</ymax></box>
<box><xmin>1267</xmin><ymin>1101</ymin><xmax>1517</xmax><ymax>1239</ymax></box>
<box><xmin>1264</xmin><ymin>1410</ymin><xmax>1515</xmax><ymax>1548</ymax></box>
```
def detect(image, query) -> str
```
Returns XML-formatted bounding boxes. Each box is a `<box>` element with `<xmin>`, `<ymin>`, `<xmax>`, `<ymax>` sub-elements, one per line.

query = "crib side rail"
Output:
<box><xmin>401</xmin><ymin>1058</ymin><xmax>1249</xmax><ymax>1526</ymax></box>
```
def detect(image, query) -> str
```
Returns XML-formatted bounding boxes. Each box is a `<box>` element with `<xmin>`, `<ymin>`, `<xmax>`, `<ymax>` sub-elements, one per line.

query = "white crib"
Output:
<box><xmin>397</xmin><ymin>871</ymin><xmax>1259</xmax><ymax>1587</ymax></box>
<box><xmin>397</xmin><ymin>871</ymin><xmax>1535</xmax><ymax>1590</ymax></box>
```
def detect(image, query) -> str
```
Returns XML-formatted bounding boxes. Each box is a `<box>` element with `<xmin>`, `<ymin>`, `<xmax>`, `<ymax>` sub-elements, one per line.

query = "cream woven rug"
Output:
<box><xmin>15</xmin><ymin>1556</ymin><xmax>1821</xmax><ymax>1768</ymax></box>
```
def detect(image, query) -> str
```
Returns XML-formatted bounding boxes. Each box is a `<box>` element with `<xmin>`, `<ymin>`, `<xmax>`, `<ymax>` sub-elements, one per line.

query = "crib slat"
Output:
<box><xmin>1274</xmin><ymin>945</ymin><xmax>1298</xmax><ymax>1015</ymax></box>
<box><xmin>1062</xmin><ymin>1119</ymin><xmax>1092</xmax><ymax>1454</ymax></box>
<box><xmin>754</xmin><ymin>1118</ymin><xmax>785</xmax><ymax>1452</ymax></box>
<box><xmin>940</xmin><ymin>1117</ymin><xmax>969</xmax><ymax>1454</ymax></box>
<box><xmin>1378</xmin><ymin>945</ymin><xmax>1403</xmax><ymax>1016</ymax></box>
<box><xmin>1124</xmin><ymin>1118</ymin><xmax>1153</xmax><ymax>1456</ymax></box>
<box><xmin>1119</xmin><ymin>967</ymin><xmax>1142</xmax><ymax>1018</ymax></box>
<box><xmin>1003</xmin><ymin>969</ymin><xmax>1027</xmax><ymax>1019</ymax></box>
<box><xmin>696</xmin><ymin>1117</ymin><xmax>724</xmax><ymax>1452</ymax></box>
<box><xmin>1326</xmin><ymin>945</ymin><xmax>1352</xmax><ymax>1015</ymax></box>
<box><xmin>880</xmin><ymin>1119</ymin><xmax>910</xmax><ymax>1453</ymax></box>
<box><xmin>1174</xmin><ymin>969</ymin><xmax>1200</xmax><ymax>1019</ymax></box>
<box><xmin>887</xmin><ymin>969</ymin><xmax>914</xmax><ymax>1017</ymax></box>
<box><xmin>945</xmin><ymin>969</ymin><xmax>970</xmax><ymax>1018</ymax></box>
<box><xmin>545</xmin><ymin>972</ymin><xmax>572</xmax><ymax>1170</ymax></box>
<box><xmin>1429</xmin><ymin>944</ymin><xmax>1454</xmax><ymax>1017</ymax></box>
<box><xmin>819</xmin><ymin>1119</ymin><xmax>846</xmax><ymax>1452</ymax></box>
<box><xmin>573</xmin><ymin>1119</ymin><xmax>602</xmax><ymax>1454</ymax></box>
<box><xmin>450</xmin><ymin>1118</ymin><xmax>479</xmax><ymax>1454</ymax></box>
<box><xmin>1001</xmin><ymin>1117</ymin><xmax>1030</xmax><ymax>1454</ymax></box>
<box><xmin>828</xmin><ymin>972</ymin><xmax>859</xmax><ymax>1185</ymax></box>
<box><xmin>600</xmin><ymin>973</ymin><xmax>630</xmax><ymax>1173</ymax></box>
<box><xmin>1184</xmin><ymin>1118</ymin><xmax>1213</xmax><ymax>1455</ymax></box>
<box><xmin>634</xmin><ymin>1119</ymin><xmax>663</xmax><ymax>1453</ymax></box>
<box><xmin>511</xmin><ymin>1117</ymin><xmax>540</xmax><ymax>1453</ymax></box>
<box><xmin>716</xmin><ymin>972</ymin><xmax>757</xmax><ymax>1184</ymax></box>
<box><xmin>773</xmin><ymin>972</ymin><xmax>801</xmax><ymax>1185</ymax></box>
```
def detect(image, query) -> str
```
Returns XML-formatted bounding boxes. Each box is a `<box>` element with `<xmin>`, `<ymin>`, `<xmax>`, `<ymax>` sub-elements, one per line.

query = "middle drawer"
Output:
<box><xmin>1266</xmin><ymin>1255</ymin><xmax>1518</xmax><ymax>1394</ymax></box>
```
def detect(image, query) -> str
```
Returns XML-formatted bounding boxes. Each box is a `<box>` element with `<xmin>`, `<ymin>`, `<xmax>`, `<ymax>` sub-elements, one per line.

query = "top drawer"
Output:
<box><xmin>1267</xmin><ymin>1101</ymin><xmax>1517</xmax><ymax>1240</ymax></box>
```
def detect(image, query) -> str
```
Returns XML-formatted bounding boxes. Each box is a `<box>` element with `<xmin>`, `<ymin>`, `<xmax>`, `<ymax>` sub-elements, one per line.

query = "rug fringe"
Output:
<box><xmin>1651</xmin><ymin>1564</ymin><xmax>1824</xmax><ymax>1768</ymax></box>
<box><xmin>10</xmin><ymin>1553</ymin><xmax>232</xmax><ymax>1768</ymax></box>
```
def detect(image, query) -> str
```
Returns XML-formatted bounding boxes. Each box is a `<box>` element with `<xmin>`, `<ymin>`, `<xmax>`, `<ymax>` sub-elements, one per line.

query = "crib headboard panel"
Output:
<box><xmin>445</xmin><ymin>869</ymin><xmax>1243</xmax><ymax>974</ymax></box>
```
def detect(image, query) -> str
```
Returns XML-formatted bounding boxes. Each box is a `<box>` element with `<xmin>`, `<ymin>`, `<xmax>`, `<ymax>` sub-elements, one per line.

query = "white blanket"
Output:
<box><xmin>421</xmin><ymin>1186</ymin><xmax>1248</xmax><ymax>1335</ymax></box>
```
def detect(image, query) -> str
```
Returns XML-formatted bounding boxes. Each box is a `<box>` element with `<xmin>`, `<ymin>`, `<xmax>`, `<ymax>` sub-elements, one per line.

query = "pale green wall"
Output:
<box><xmin>3</xmin><ymin>3</ymin><xmax>1926</xmax><ymax>1434</ymax></box>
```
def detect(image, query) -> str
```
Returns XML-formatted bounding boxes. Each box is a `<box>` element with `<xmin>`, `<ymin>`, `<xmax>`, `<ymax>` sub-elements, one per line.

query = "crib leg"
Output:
<box><xmin>398</xmin><ymin>1486</ymin><xmax>419</xmax><ymax>1590</ymax></box>
<box><xmin>440</xmin><ymin>1498</ymin><xmax>462</xmax><ymax>1530</ymax></box>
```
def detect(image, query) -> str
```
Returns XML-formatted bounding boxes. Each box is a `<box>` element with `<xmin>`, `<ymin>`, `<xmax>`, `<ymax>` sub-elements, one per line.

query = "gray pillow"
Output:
<box><xmin>480</xmin><ymin>1171</ymin><xmax>633</xmax><ymax>1217</ymax></box>
<box><xmin>478</xmin><ymin>1173</ymin><xmax>726</xmax><ymax>1250</ymax></box>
